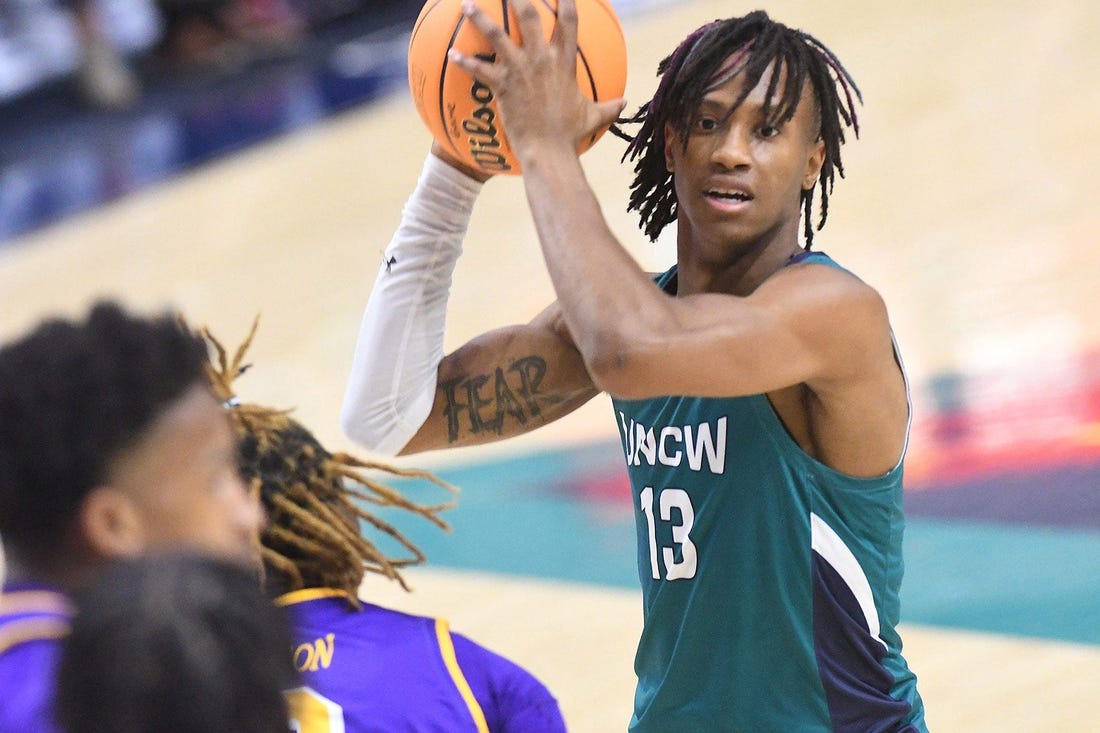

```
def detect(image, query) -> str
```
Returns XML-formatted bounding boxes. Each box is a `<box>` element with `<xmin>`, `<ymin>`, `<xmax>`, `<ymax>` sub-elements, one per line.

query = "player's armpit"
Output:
<box><xmin>400</xmin><ymin>304</ymin><xmax>598</xmax><ymax>454</ymax></box>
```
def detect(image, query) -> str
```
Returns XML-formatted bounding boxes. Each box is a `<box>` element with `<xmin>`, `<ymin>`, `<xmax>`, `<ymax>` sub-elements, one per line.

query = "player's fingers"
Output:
<box><xmin>551</xmin><ymin>0</ymin><xmax>578</xmax><ymax>59</ymax></box>
<box><xmin>460</xmin><ymin>0</ymin><xmax>519</xmax><ymax>61</ymax></box>
<box><xmin>447</xmin><ymin>47</ymin><xmax>504</xmax><ymax>88</ymax></box>
<box><xmin>509</xmin><ymin>0</ymin><xmax>547</xmax><ymax>51</ymax></box>
<box><xmin>591</xmin><ymin>98</ymin><xmax>628</xmax><ymax>135</ymax></box>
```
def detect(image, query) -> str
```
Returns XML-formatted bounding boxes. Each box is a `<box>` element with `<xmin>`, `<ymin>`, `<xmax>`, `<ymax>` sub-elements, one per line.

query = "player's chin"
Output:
<box><xmin>692</xmin><ymin>211</ymin><xmax>762</xmax><ymax>246</ymax></box>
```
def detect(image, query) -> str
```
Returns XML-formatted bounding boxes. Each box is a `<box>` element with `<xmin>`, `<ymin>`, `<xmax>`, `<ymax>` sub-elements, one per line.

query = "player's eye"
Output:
<box><xmin>758</xmin><ymin>124</ymin><xmax>781</xmax><ymax>139</ymax></box>
<box><xmin>696</xmin><ymin>116</ymin><xmax>719</xmax><ymax>132</ymax></box>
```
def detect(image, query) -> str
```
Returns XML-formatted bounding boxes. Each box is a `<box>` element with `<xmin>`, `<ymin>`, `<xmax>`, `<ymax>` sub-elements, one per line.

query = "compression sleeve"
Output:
<box><xmin>340</xmin><ymin>153</ymin><xmax>484</xmax><ymax>455</ymax></box>
<box><xmin>450</xmin><ymin>632</ymin><xmax>568</xmax><ymax>733</ymax></box>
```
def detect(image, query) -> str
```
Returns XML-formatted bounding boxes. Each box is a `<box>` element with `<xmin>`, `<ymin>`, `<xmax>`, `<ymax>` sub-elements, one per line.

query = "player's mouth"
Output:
<box><xmin>704</xmin><ymin>186</ymin><xmax>754</xmax><ymax>209</ymax></box>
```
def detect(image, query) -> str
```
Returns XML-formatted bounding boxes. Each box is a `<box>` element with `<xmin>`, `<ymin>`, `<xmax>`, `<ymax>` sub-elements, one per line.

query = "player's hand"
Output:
<box><xmin>447</xmin><ymin>0</ymin><xmax>625</xmax><ymax>166</ymax></box>
<box><xmin>431</xmin><ymin>141</ymin><xmax>494</xmax><ymax>182</ymax></box>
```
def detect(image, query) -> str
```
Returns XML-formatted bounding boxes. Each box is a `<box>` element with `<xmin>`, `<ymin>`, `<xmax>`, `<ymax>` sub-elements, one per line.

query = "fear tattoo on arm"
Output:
<box><xmin>439</xmin><ymin>355</ymin><xmax>556</xmax><ymax>442</ymax></box>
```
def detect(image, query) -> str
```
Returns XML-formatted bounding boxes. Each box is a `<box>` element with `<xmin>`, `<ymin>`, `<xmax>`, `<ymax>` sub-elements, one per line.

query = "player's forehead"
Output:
<box><xmin>111</xmin><ymin>383</ymin><xmax>230</xmax><ymax>478</ymax></box>
<box><xmin>693</xmin><ymin>55</ymin><xmax>811</xmax><ymax>118</ymax></box>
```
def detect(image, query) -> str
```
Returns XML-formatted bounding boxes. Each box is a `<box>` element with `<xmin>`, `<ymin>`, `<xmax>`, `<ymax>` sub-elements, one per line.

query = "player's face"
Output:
<box><xmin>106</xmin><ymin>383</ymin><xmax>262</xmax><ymax>566</ymax></box>
<box><xmin>664</xmin><ymin>58</ymin><xmax>825</xmax><ymax>258</ymax></box>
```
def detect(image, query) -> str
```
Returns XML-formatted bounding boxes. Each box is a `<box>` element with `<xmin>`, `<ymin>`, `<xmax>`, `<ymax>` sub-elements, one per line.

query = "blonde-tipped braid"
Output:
<box><xmin>200</xmin><ymin>318</ymin><xmax>456</xmax><ymax>602</ymax></box>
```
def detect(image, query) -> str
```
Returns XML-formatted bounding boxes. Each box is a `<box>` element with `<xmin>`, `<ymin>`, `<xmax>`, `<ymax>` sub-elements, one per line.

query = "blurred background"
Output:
<box><xmin>0</xmin><ymin>0</ymin><xmax>423</xmax><ymax>241</ymax></box>
<box><xmin>1</xmin><ymin>0</ymin><xmax>1098</xmax><ymax>730</ymax></box>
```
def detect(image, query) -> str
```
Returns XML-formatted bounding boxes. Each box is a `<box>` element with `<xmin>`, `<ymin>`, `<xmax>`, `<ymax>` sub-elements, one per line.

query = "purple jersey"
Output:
<box><xmin>277</xmin><ymin>589</ymin><xmax>566</xmax><ymax>733</ymax></box>
<box><xmin>0</xmin><ymin>584</ymin><xmax>72</xmax><ymax>733</ymax></box>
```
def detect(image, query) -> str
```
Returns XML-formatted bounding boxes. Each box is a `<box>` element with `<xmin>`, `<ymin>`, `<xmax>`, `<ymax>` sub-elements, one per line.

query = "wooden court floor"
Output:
<box><xmin>2</xmin><ymin>0</ymin><xmax>1099</xmax><ymax>730</ymax></box>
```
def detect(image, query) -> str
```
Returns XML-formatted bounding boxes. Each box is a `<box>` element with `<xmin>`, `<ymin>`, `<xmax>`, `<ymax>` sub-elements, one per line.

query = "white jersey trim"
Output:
<box><xmin>810</xmin><ymin>512</ymin><xmax>888</xmax><ymax>651</ymax></box>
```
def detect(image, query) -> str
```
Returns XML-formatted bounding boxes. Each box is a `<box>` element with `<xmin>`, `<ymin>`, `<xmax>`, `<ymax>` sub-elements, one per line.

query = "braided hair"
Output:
<box><xmin>201</xmin><ymin>320</ymin><xmax>456</xmax><ymax>605</ymax></box>
<box><xmin>613</xmin><ymin>10</ymin><xmax>861</xmax><ymax>247</ymax></box>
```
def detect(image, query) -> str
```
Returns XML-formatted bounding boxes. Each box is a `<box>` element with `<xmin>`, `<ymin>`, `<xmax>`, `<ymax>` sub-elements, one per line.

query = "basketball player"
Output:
<box><xmin>56</xmin><ymin>553</ymin><xmax>296</xmax><ymax>733</ymax></box>
<box><xmin>341</xmin><ymin>4</ymin><xmax>927</xmax><ymax>731</ymax></box>
<box><xmin>203</xmin><ymin>324</ymin><xmax>567</xmax><ymax>733</ymax></box>
<box><xmin>0</xmin><ymin>302</ymin><xmax>263</xmax><ymax>732</ymax></box>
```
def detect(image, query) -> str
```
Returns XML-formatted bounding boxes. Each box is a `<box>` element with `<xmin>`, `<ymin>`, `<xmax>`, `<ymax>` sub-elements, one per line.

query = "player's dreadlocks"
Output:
<box><xmin>613</xmin><ymin>10</ymin><xmax>861</xmax><ymax>248</ymax></box>
<box><xmin>201</xmin><ymin>319</ymin><xmax>456</xmax><ymax>605</ymax></box>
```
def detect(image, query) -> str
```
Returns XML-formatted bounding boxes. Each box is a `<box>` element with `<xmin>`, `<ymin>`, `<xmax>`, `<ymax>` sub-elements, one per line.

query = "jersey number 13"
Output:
<box><xmin>639</xmin><ymin>486</ymin><xmax>698</xmax><ymax>580</ymax></box>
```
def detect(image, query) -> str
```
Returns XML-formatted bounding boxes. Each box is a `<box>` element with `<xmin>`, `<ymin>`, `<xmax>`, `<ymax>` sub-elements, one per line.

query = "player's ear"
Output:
<box><xmin>803</xmin><ymin>138</ymin><xmax>825</xmax><ymax>190</ymax></box>
<box><xmin>663</xmin><ymin>122</ymin><xmax>677</xmax><ymax>173</ymax></box>
<box><xmin>78</xmin><ymin>487</ymin><xmax>145</xmax><ymax>559</ymax></box>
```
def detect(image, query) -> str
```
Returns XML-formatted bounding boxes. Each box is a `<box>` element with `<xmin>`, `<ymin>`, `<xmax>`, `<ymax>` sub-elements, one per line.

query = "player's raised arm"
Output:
<box><xmin>402</xmin><ymin>300</ymin><xmax>599</xmax><ymax>454</ymax></box>
<box><xmin>340</xmin><ymin>145</ymin><xmax>598</xmax><ymax>456</ymax></box>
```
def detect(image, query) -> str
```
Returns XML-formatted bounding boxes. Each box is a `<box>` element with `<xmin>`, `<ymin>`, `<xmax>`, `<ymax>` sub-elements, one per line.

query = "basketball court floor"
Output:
<box><xmin>1</xmin><ymin>0</ymin><xmax>1099</xmax><ymax>729</ymax></box>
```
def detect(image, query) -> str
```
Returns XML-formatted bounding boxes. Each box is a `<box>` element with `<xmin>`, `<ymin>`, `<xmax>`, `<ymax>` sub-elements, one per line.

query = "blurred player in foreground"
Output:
<box><xmin>56</xmin><ymin>553</ymin><xmax>296</xmax><ymax>733</ymax></box>
<box><xmin>0</xmin><ymin>302</ymin><xmax>262</xmax><ymax>731</ymax></box>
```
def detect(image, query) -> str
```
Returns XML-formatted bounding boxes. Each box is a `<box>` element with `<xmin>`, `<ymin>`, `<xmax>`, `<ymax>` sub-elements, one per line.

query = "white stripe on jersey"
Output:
<box><xmin>810</xmin><ymin>512</ymin><xmax>888</xmax><ymax>650</ymax></box>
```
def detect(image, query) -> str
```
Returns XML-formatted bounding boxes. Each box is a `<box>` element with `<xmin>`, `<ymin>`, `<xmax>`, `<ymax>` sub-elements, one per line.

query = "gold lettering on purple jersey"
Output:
<box><xmin>292</xmin><ymin>633</ymin><xmax>336</xmax><ymax>672</ymax></box>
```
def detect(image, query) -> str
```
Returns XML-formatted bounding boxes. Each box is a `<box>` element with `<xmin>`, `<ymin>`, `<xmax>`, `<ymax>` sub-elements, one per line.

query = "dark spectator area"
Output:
<box><xmin>0</xmin><ymin>0</ymin><xmax>425</xmax><ymax>242</ymax></box>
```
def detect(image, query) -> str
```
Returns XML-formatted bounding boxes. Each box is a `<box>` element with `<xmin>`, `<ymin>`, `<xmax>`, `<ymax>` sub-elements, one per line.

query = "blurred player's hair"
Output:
<box><xmin>202</xmin><ymin>321</ymin><xmax>455</xmax><ymax>604</ymax></box>
<box><xmin>615</xmin><ymin>9</ymin><xmax>861</xmax><ymax>247</ymax></box>
<box><xmin>0</xmin><ymin>302</ymin><xmax>208</xmax><ymax>566</ymax></box>
<box><xmin>56</xmin><ymin>553</ymin><xmax>296</xmax><ymax>733</ymax></box>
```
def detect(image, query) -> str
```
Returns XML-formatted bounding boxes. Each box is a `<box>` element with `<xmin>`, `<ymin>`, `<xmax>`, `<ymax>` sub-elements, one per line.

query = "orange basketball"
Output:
<box><xmin>407</xmin><ymin>0</ymin><xmax>628</xmax><ymax>176</ymax></box>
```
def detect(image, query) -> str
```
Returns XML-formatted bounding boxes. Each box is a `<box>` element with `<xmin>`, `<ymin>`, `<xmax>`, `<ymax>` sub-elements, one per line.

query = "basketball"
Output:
<box><xmin>407</xmin><ymin>0</ymin><xmax>628</xmax><ymax>176</ymax></box>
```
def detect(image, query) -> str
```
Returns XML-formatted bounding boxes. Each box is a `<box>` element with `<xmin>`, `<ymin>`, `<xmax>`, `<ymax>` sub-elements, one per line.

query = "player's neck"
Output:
<box><xmin>676</xmin><ymin>234</ymin><xmax>801</xmax><ymax>296</ymax></box>
<box><xmin>675</xmin><ymin>213</ymin><xmax>803</xmax><ymax>296</ymax></box>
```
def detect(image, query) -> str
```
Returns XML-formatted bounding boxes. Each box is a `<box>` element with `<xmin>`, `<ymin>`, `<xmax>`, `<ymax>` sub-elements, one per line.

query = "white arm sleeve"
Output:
<box><xmin>340</xmin><ymin>153</ymin><xmax>484</xmax><ymax>455</ymax></box>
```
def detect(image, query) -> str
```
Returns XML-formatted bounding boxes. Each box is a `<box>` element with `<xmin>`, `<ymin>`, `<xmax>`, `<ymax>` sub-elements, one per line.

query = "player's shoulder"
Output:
<box><xmin>782</xmin><ymin>251</ymin><xmax>887</xmax><ymax>309</ymax></box>
<box><xmin>278</xmin><ymin>590</ymin><xmax>438</xmax><ymax>627</ymax></box>
<box><xmin>767</xmin><ymin>254</ymin><xmax>895</xmax><ymax>370</ymax></box>
<box><xmin>338</xmin><ymin>600</ymin><xmax>447</xmax><ymax>640</ymax></box>
<box><xmin>0</xmin><ymin>587</ymin><xmax>72</xmax><ymax>657</ymax></box>
<box><xmin>359</xmin><ymin>601</ymin><xmax>438</xmax><ymax>628</ymax></box>
<box><xmin>0</xmin><ymin>587</ymin><xmax>72</xmax><ymax>618</ymax></box>
<box><xmin>785</xmin><ymin>250</ymin><xmax>863</xmax><ymax>284</ymax></box>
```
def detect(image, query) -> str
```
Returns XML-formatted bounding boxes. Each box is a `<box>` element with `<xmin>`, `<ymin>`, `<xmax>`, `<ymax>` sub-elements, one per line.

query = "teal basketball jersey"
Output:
<box><xmin>611</xmin><ymin>255</ymin><xmax>926</xmax><ymax>732</ymax></box>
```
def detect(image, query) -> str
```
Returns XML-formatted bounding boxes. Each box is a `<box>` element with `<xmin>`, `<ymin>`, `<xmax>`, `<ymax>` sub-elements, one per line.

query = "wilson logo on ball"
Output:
<box><xmin>408</xmin><ymin>0</ymin><xmax>628</xmax><ymax>175</ymax></box>
<box><xmin>463</xmin><ymin>53</ymin><xmax>509</xmax><ymax>172</ymax></box>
